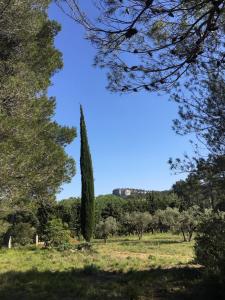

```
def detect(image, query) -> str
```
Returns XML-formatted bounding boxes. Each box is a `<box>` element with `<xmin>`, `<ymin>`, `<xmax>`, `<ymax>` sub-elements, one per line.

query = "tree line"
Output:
<box><xmin>0</xmin><ymin>187</ymin><xmax>222</xmax><ymax>246</ymax></box>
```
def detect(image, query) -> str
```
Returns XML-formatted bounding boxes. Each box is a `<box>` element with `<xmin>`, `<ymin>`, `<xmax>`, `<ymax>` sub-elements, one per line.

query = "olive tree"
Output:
<box><xmin>177</xmin><ymin>206</ymin><xmax>202</xmax><ymax>242</ymax></box>
<box><xmin>95</xmin><ymin>217</ymin><xmax>118</xmax><ymax>242</ymax></box>
<box><xmin>127</xmin><ymin>212</ymin><xmax>153</xmax><ymax>240</ymax></box>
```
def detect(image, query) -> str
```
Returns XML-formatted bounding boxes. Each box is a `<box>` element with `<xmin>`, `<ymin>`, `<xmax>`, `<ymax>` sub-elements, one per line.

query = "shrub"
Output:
<box><xmin>43</xmin><ymin>218</ymin><xmax>71</xmax><ymax>249</ymax></box>
<box><xmin>195</xmin><ymin>211</ymin><xmax>225</xmax><ymax>279</ymax></box>
<box><xmin>9</xmin><ymin>222</ymin><xmax>36</xmax><ymax>246</ymax></box>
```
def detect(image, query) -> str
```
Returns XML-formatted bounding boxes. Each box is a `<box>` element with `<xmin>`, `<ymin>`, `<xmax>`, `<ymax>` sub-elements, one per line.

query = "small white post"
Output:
<box><xmin>35</xmin><ymin>234</ymin><xmax>39</xmax><ymax>246</ymax></box>
<box><xmin>8</xmin><ymin>236</ymin><xmax>12</xmax><ymax>249</ymax></box>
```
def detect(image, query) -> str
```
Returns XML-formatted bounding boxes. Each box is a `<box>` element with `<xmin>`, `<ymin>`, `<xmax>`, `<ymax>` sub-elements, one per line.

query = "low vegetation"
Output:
<box><xmin>0</xmin><ymin>233</ymin><xmax>198</xmax><ymax>300</ymax></box>
<box><xmin>0</xmin><ymin>233</ymin><xmax>224</xmax><ymax>300</ymax></box>
<box><xmin>195</xmin><ymin>211</ymin><xmax>225</xmax><ymax>279</ymax></box>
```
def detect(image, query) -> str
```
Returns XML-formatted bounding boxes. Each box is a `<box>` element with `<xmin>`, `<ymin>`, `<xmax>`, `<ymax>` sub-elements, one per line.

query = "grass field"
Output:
<box><xmin>0</xmin><ymin>233</ymin><xmax>216</xmax><ymax>300</ymax></box>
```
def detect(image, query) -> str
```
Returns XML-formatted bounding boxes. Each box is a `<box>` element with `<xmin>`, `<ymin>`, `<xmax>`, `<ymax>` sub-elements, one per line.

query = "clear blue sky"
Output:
<box><xmin>48</xmin><ymin>3</ymin><xmax>193</xmax><ymax>200</ymax></box>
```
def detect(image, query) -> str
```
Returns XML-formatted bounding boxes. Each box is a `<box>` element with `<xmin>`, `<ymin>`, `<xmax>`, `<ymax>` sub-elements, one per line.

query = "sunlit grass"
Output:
<box><xmin>0</xmin><ymin>233</ymin><xmax>204</xmax><ymax>300</ymax></box>
<box><xmin>0</xmin><ymin>233</ymin><xmax>194</xmax><ymax>273</ymax></box>
<box><xmin>93</xmin><ymin>233</ymin><xmax>194</xmax><ymax>270</ymax></box>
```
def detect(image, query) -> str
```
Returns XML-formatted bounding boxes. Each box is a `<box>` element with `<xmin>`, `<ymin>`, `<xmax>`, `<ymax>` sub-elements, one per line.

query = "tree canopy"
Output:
<box><xmin>56</xmin><ymin>0</ymin><xmax>225</xmax><ymax>92</ymax></box>
<box><xmin>0</xmin><ymin>0</ymin><xmax>76</xmax><ymax>210</ymax></box>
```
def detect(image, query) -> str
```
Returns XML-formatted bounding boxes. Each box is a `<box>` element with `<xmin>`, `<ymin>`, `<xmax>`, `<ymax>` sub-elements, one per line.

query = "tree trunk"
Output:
<box><xmin>138</xmin><ymin>232</ymin><xmax>142</xmax><ymax>240</ymax></box>
<box><xmin>181</xmin><ymin>230</ymin><xmax>187</xmax><ymax>242</ymax></box>
<box><xmin>188</xmin><ymin>231</ymin><xmax>193</xmax><ymax>242</ymax></box>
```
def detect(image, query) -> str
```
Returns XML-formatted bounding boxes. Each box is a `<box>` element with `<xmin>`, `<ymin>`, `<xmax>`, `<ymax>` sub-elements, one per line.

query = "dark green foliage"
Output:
<box><xmin>0</xmin><ymin>0</ymin><xmax>76</xmax><ymax>207</ymax></box>
<box><xmin>56</xmin><ymin>198</ymin><xmax>81</xmax><ymax>237</ymax></box>
<box><xmin>1</xmin><ymin>208</ymin><xmax>38</xmax><ymax>246</ymax></box>
<box><xmin>170</xmin><ymin>78</ymin><xmax>225</xmax><ymax>211</ymax></box>
<box><xmin>96</xmin><ymin>195</ymin><xmax>124</xmax><ymax>223</ymax></box>
<box><xmin>172</xmin><ymin>176</ymin><xmax>207</xmax><ymax>210</ymax></box>
<box><xmin>94</xmin><ymin>192</ymin><xmax>180</xmax><ymax>227</ymax></box>
<box><xmin>0</xmin><ymin>220</ymin><xmax>11</xmax><ymax>247</ymax></box>
<box><xmin>216</xmin><ymin>200</ymin><xmax>225</xmax><ymax>212</ymax></box>
<box><xmin>9</xmin><ymin>223</ymin><xmax>36</xmax><ymax>246</ymax></box>
<box><xmin>172</xmin><ymin>159</ymin><xmax>225</xmax><ymax>211</ymax></box>
<box><xmin>43</xmin><ymin>218</ymin><xmax>71</xmax><ymax>249</ymax></box>
<box><xmin>0</xmin><ymin>0</ymin><xmax>77</xmax><ymax>251</ymax></box>
<box><xmin>146</xmin><ymin>191</ymin><xmax>180</xmax><ymax>213</ymax></box>
<box><xmin>80</xmin><ymin>106</ymin><xmax>95</xmax><ymax>242</ymax></box>
<box><xmin>7</xmin><ymin>209</ymin><xmax>39</xmax><ymax>228</ymax></box>
<box><xmin>195</xmin><ymin>156</ymin><xmax>225</xmax><ymax>210</ymax></box>
<box><xmin>36</xmin><ymin>200</ymin><xmax>56</xmax><ymax>238</ymax></box>
<box><xmin>55</xmin><ymin>195</ymin><xmax>206</xmax><ymax>241</ymax></box>
<box><xmin>195</xmin><ymin>212</ymin><xmax>225</xmax><ymax>279</ymax></box>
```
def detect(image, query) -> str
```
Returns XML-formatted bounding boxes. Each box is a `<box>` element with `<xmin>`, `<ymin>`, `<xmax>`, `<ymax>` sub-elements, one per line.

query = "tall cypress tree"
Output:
<box><xmin>80</xmin><ymin>105</ymin><xmax>95</xmax><ymax>242</ymax></box>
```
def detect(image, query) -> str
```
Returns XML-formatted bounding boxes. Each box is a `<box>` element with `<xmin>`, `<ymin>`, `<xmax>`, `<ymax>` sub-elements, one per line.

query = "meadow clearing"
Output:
<box><xmin>0</xmin><ymin>233</ymin><xmax>214</xmax><ymax>300</ymax></box>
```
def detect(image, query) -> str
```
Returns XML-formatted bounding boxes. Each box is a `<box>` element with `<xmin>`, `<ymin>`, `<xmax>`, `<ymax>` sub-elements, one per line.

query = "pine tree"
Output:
<box><xmin>80</xmin><ymin>105</ymin><xmax>95</xmax><ymax>242</ymax></box>
<box><xmin>0</xmin><ymin>1</ymin><xmax>76</xmax><ymax>207</ymax></box>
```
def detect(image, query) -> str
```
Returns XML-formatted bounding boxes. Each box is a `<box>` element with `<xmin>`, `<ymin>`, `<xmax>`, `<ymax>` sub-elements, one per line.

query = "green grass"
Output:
<box><xmin>0</xmin><ymin>233</ymin><xmax>219</xmax><ymax>300</ymax></box>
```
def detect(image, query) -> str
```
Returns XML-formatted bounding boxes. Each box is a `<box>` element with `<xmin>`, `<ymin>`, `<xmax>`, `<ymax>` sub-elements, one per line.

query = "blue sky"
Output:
<box><xmin>48</xmin><ymin>4</ymin><xmax>194</xmax><ymax>200</ymax></box>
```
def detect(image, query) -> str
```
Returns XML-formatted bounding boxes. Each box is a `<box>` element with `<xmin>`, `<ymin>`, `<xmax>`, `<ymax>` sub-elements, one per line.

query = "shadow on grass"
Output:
<box><xmin>0</xmin><ymin>266</ymin><xmax>223</xmax><ymax>300</ymax></box>
<box><xmin>94</xmin><ymin>238</ymin><xmax>183</xmax><ymax>246</ymax></box>
<box><xmin>120</xmin><ymin>240</ymin><xmax>184</xmax><ymax>246</ymax></box>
